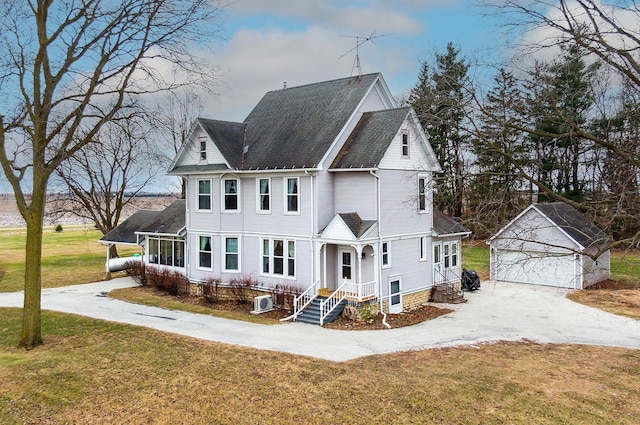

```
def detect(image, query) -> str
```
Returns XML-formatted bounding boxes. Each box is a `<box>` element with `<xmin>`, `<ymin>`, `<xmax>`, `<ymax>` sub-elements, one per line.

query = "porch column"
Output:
<box><xmin>354</xmin><ymin>245</ymin><xmax>362</xmax><ymax>301</ymax></box>
<box><xmin>314</xmin><ymin>241</ymin><xmax>323</xmax><ymax>288</ymax></box>
<box><xmin>322</xmin><ymin>242</ymin><xmax>327</xmax><ymax>290</ymax></box>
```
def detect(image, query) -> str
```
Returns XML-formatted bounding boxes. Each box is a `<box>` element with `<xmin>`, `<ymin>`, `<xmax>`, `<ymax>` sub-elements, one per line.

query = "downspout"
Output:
<box><xmin>370</xmin><ymin>170</ymin><xmax>391</xmax><ymax>328</ymax></box>
<box><xmin>306</xmin><ymin>170</ymin><xmax>315</xmax><ymax>287</ymax></box>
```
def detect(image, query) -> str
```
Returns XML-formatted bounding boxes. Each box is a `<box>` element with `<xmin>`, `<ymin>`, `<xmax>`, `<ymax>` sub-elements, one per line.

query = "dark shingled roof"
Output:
<box><xmin>534</xmin><ymin>202</ymin><xmax>609</xmax><ymax>250</ymax></box>
<box><xmin>198</xmin><ymin>118</ymin><xmax>246</xmax><ymax>169</ymax></box>
<box><xmin>432</xmin><ymin>209</ymin><xmax>471</xmax><ymax>236</ymax></box>
<box><xmin>339</xmin><ymin>212</ymin><xmax>376</xmax><ymax>238</ymax></box>
<box><xmin>330</xmin><ymin>107</ymin><xmax>411</xmax><ymax>169</ymax></box>
<box><xmin>238</xmin><ymin>73</ymin><xmax>381</xmax><ymax>170</ymax></box>
<box><xmin>100</xmin><ymin>199</ymin><xmax>186</xmax><ymax>244</ymax></box>
<box><xmin>100</xmin><ymin>210</ymin><xmax>160</xmax><ymax>244</ymax></box>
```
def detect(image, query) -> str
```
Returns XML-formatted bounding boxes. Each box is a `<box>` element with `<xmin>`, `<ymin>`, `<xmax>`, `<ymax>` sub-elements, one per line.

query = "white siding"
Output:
<box><xmin>377</xmin><ymin>169</ymin><xmax>432</xmax><ymax>237</ymax></box>
<box><xmin>175</xmin><ymin>126</ymin><xmax>227</xmax><ymax>168</ymax></box>
<box><xmin>380</xmin><ymin>237</ymin><xmax>432</xmax><ymax>296</ymax></box>
<box><xmin>333</xmin><ymin>172</ymin><xmax>377</xmax><ymax>219</ymax></box>
<box><xmin>491</xmin><ymin>209</ymin><xmax>577</xmax><ymax>254</ymax></box>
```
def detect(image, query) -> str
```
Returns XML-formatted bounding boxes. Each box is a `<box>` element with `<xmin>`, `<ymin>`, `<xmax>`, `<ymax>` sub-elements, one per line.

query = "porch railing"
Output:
<box><xmin>320</xmin><ymin>279</ymin><xmax>349</xmax><ymax>326</ymax></box>
<box><xmin>292</xmin><ymin>279</ymin><xmax>320</xmax><ymax>320</ymax></box>
<box><xmin>434</xmin><ymin>268</ymin><xmax>461</xmax><ymax>286</ymax></box>
<box><xmin>343</xmin><ymin>280</ymin><xmax>377</xmax><ymax>301</ymax></box>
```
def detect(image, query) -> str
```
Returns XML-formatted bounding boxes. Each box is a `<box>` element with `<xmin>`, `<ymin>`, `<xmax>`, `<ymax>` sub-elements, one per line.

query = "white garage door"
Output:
<box><xmin>495</xmin><ymin>250</ymin><xmax>578</xmax><ymax>288</ymax></box>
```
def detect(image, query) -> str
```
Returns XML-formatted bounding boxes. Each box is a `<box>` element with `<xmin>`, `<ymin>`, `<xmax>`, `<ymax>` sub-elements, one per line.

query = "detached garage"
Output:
<box><xmin>488</xmin><ymin>202</ymin><xmax>610</xmax><ymax>289</ymax></box>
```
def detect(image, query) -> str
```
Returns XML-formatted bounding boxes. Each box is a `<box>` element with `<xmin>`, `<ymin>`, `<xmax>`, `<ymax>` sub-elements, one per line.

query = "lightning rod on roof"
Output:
<box><xmin>339</xmin><ymin>30</ymin><xmax>391</xmax><ymax>82</ymax></box>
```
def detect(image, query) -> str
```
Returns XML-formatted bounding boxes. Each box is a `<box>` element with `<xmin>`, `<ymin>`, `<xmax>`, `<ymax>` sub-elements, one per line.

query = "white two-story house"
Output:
<box><xmin>102</xmin><ymin>73</ymin><xmax>470</xmax><ymax>324</ymax></box>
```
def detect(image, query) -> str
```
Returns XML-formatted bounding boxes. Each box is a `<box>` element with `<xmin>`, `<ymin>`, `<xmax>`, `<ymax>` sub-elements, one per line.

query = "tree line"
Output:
<box><xmin>409</xmin><ymin>1</ymin><xmax>640</xmax><ymax>251</ymax></box>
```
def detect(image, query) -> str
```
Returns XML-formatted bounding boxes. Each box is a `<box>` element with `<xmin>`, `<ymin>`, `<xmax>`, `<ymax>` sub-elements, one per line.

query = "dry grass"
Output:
<box><xmin>0</xmin><ymin>226</ymin><xmax>138</xmax><ymax>292</ymax></box>
<box><xmin>567</xmin><ymin>281</ymin><xmax>640</xmax><ymax>320</ymax></box>
<box><xmin>1</xmin><ymin>308</ymin><xmax>639</xmax><ymax>424</ymax></box>
<box><xmin>109</xmin><ymin>286</ymin><xmax>287</xmax><ymax>325</ymax></box>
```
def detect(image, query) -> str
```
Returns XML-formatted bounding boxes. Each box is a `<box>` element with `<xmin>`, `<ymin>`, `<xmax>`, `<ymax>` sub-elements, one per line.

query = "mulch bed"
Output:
<box><xmin>141</xmin><ymin>286</ymin><xmax>454</xmax><ymax>329</ymax></box>
<box><xmin>584</xmin><ymin>279</ymin><xmax>638</xmax><ymax>290</ymax></box>
<box><xmin>324</xmin><ymin>304</ymin><xmax>454</xmax><ymax>330</ymax></box>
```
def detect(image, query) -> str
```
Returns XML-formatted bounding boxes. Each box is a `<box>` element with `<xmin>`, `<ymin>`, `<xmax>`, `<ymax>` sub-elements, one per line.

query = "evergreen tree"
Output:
<box><xmin>469</xmin><ymin>69</ymin><xmax>529</xmax><ymax>236</ymax></box>
<box><xmin>410</xmin><ymin>42</ymin><xmax>471</xmax><ymax>217</ymax></box>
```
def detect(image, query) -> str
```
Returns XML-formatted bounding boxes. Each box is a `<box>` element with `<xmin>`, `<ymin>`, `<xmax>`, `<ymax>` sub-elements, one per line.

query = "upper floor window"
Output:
<box><xmin>223</xmin><ymin>178</ymin><xmax>239</xmax><ymax>211</ymax></box>
<box><xmin>401</xmin><ymin>133</ymin><xmax>409</xmax><ymax>157</ymax></box>
<box><xmin>285</xmin><ymin>177</ymin><xmax>299</xmax><ymax>214</ymax></box>
<box><xmin>198</xmin><ymin>179</ymin><xmax>211</xmax><ymax>211</ymax></box>
<box><xmin>382</xmin><ymin>241</ymin><xmax>390</xmax><ymax>267</ymax></box>
<box><xmin>199</xmin><ymin>139</ymin><xmax>207</xmax><ymax>161</ymax></box>
<box><xmin>257</xmin><ymin>178</ymin><xmax>270</xmax><ymax>213</ymax></box>
<box><xmin>418</xmin><ymin>176</ymin><xmax>428</xmax><ymax>213</ymax></box>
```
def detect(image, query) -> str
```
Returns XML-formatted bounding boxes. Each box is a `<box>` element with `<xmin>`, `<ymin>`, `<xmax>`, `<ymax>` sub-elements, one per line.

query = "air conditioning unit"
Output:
<box><xmin>252</xmin><ymin>294</ymin><xmax>273</xmax><ymax>314</ymax></box>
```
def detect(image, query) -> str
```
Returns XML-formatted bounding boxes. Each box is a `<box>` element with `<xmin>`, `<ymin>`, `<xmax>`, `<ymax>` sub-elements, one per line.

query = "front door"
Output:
<box><xmin>389</xmin><ymin>276</ymin><xmax>402</xmax><ymax>313</ymax></box>
<box><xmin>339</xmin><ymin>248</ymin><xmax>354</xmax><ymax>285</ymax></box>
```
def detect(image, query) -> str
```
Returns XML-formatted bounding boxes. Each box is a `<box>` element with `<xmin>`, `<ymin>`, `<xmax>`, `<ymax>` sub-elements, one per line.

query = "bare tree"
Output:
<box><xmin>150</xmin><ymin>90</ymin><xmax>206</xmax><ymax>198</ymax></box>
<box><xmin>54</xmin><ymin>115</ymin><xmax>167</xmax><ymax>258</ymax></box>
<box><xmin>477</xmin><ymin>0</ymin><xmax>640</xmax><ymax>248</ymax></box>
<box><xmin>0</xmin><ymin>0</ymin><xmax>223</xmax><ymax>349</ymax></box>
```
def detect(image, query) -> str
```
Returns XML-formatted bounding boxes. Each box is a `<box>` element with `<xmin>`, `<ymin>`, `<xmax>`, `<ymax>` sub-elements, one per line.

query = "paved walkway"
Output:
<box><xmin>1</xmin><ymin>277</ymin><xmax>639</xmax><ymax>361</ymax></box>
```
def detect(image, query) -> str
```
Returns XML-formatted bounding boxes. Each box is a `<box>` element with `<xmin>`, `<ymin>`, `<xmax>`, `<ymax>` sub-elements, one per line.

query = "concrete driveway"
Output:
<box><xmin>1</xmin><ymin>277</ymin><xmax>638</xmax><ymax>361</ymax></box>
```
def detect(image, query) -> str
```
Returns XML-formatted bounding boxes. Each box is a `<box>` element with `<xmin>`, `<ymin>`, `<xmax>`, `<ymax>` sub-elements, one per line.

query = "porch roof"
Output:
<box><xmin>432</xmin><ymin>209</ymin><xmax>471</xmax><ymax>237</ymax></box>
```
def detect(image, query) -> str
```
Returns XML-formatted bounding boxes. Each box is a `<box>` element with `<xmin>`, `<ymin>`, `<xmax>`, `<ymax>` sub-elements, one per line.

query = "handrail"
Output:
<box><xmin>433</xmin><ymin>268</ymin><xmax>463</xmax><ymax>303</ymax></box>
<box><xmin>319</xmin><ymin>279</ymin><xmax>349</xmax><ymax>326</ymax></box>
<box><xmin>292</xmin><ymin>279</ymin><xmax>320</xmax><ymax>320</ymax></box>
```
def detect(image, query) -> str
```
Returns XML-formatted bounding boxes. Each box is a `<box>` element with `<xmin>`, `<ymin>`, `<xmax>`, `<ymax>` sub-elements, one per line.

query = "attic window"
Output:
<box><xmin>401</xmin><ymin>133</ymin><xmax>409</xmax><ymax>157</ymax></box>
<box><xmin>199</xmin><ymin>140</ymin><xmax>207</xmax><ymax>161</ymax></box>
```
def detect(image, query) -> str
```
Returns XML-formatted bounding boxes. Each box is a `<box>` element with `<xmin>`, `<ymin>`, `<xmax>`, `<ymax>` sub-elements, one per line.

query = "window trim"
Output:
<box><xmin>260</xmin><ymin>238</ymin><xmax>296</xmax><ymax>279</ymax></box>
<box><xmin>256</xmin><ymin>177</ymin><xmax>271</xmax><ymax>214</ymax></box>
<box><xmin>197</xmin><ymin>179</ymin><xmax>212</xmax><ymax>212</ymax></box>
<box><xmin>381</xmin><ymin>241</ymin><xmax>390</xmax><ymax>268</ymax></box>
<box><xmin>284</xmin><ymin>177</ymin><xmax>300</xmax><ymax>215</ymax></box>
<box><xmin>199</xmin><ymin>138</ymin><xmax>207</xmax><ymax>161</ymax></box>
<box><xmin>418</xmin><ymin>175</ymin><xmax>428</xmax><ymax>213</ymax></box>
<box><xmin>197</xmin><ymin>234</ymin><xmax>213</xmax><ymax>270</ymax></box>
<box><xmin>419</xmin><ymin>236</ymin><xmax>427</xmax><ymax>262</ymax></box>
<box><xmin>222</xmin><ymin>178</ymin><xmax>240</xmax><ymax>212</ymax></box>
<box><xmin>223</xmin><ymin>236</ymin><xmax>240</xmax><ymax>273</ymax></box>
<box><xmin>401</xmin><ymin>132</ymin><xmax>409</xmax><ymax>158</ymax></box>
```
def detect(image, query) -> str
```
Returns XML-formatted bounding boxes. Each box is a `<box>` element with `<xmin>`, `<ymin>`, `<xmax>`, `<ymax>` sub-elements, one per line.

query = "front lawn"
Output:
<box><xmin>1</xmin><ymin>308</ymin><xmax>639</xmax><ymax>424</ymax></box>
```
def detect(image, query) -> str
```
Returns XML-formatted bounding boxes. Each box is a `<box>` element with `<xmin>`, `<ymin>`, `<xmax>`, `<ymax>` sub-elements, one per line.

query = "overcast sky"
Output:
<box><xmin>205</xmin><ymin>0</ymin><xmax>505</xmax><ymax>121</ymax></box>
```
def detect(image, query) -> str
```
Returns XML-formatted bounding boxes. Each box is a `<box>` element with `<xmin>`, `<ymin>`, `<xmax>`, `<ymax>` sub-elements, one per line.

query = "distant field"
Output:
<box><xmin>0</xmin><ymin>227</ymin><xmax>139</xmax><ymax>292</ymax></box>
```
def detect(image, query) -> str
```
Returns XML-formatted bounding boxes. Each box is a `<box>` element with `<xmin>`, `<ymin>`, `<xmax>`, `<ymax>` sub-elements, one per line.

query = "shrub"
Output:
<box><xmin>126</xmin><ymin>261</ymin><xmax>147</xmax><ymax>287</ymax></box>
<box><xmin>202</xmin><ymin>277</ymin><xmax>221</xmax><ymax>304</ymax></box>
<box><xmin>228</xmin><ymin>276</ymin><xmax>258</xmax><ymax>305</ymax></box>
<box><xmin>54</xmin><ymin>224</ymin><xmax>63</xmax><ymax>233</ymax></box>
<box><xmin>147</xmin><ymin>267</ymin><xmax>189</xmax><ymax>296</ymax></box>
<box><xmin>271</xmin><ymin>283</ymin><xmax>302</xmax><ymax>312</ymax></box>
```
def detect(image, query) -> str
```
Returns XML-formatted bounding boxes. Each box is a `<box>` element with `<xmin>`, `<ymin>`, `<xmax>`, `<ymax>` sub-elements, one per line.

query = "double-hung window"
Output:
<box><xmin>199</xmin><ymin>139</ymin><xmax>207</xmax><ymax>161</ymax></box>
<box><xmin>285</xmin><ymin>177</ymin><xmax>299</xmax><ymax>214</ymax></box>
<box><xmin>382</xmin><ymin>241</ymin><xmax>390</xmax><ymax>267</ymax></box>
<box><xmin>418</xmin><ymin>176</ymin><xmax>428</xmax><ymax>213</ymax></box>
<box><xmin>257</xmin><ymin>178</ymin><xmax>270</xmax><ymax>213</ymax></box>
<box><xmin>451</xmin><ymin>242</ymin><xmax>458</xmax><ymax>267</ymax></box>
<box><xmin>199</xmin><ymin>236</ymin><xmax>212</xmax><ymax>269</ymax></box>
<box><xmin>261</xmin><ymin>238</ymin><xmax>295</xmax><ymax>278</ymax></box>
<box><xmin>223</xmin><ymin>178</ymin><xmax>239</xmax><ymax>211</ymax></box>
<box><xmin>198</xmin><ymin>179</ymin><xmax>211</xmax><ymax>211</ymax></box>
<box><xmin>224</xmin><ymin>237</ymin><xmax>239</xmax><ymax>272</ymax></box>
<box><xmin>401</xmin><ymin>133</ymin><xmax>409</xmax><ymax>157</ymax></box>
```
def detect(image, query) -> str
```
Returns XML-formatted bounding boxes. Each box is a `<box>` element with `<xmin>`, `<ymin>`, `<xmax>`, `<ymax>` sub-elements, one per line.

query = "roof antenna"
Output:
<box><xmin>339</xmin><ymin>30</ymin><xmax>390</xmax><ymax>82</ymax></box>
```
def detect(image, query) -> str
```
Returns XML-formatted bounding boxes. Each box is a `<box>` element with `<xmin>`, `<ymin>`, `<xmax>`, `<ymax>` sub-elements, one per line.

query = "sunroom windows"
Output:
<box><xmin>147</xmin><ymin>237</ymin><xmax>185</xmax><ymax>268</ymax></box>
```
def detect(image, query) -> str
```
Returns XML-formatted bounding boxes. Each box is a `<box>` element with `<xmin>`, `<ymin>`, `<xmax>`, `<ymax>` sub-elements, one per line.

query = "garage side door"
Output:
<box><xmin>495</xmin><ymin>250</ymin><xmax>577</xmax><ymax>288</ymax></box>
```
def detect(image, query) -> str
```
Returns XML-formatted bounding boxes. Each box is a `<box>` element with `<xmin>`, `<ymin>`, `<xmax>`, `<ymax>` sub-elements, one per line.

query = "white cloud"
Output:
<box><xmin>205</xmin><ymin>24</ymin><xmax>416</xmax><ymax>120</ymax></box>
